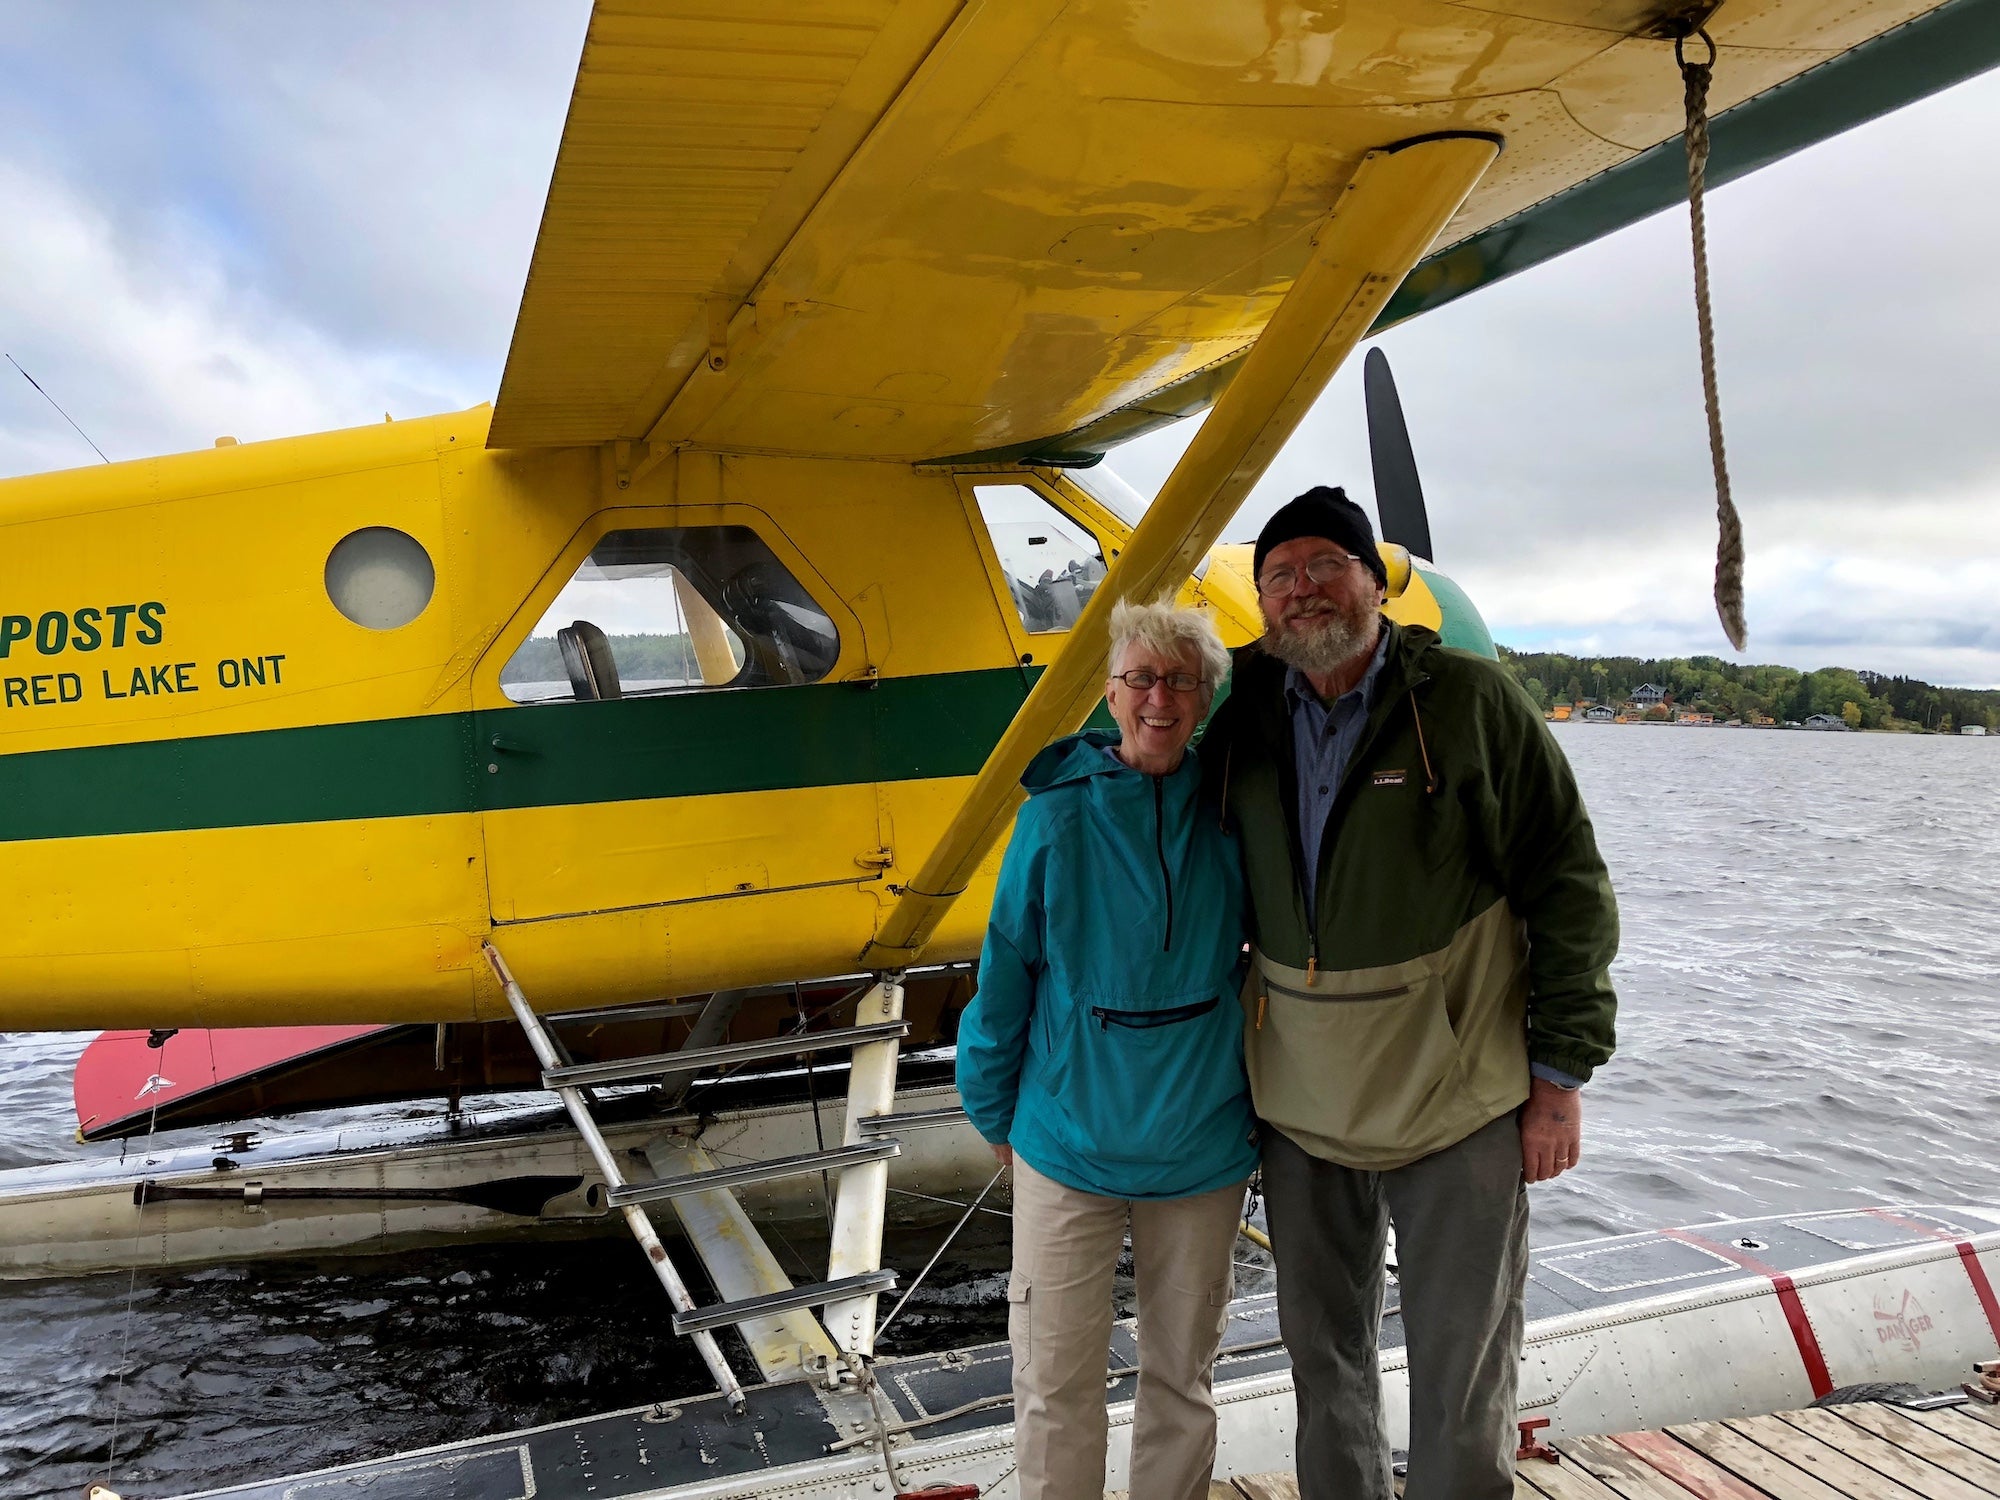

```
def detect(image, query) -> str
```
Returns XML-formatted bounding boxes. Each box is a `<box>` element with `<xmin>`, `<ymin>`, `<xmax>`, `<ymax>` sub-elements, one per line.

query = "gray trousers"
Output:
<box><xmin>1261</xmin><ymin>1112</ymin><xmax>1529</xmax><ymax>1500</ymax></box>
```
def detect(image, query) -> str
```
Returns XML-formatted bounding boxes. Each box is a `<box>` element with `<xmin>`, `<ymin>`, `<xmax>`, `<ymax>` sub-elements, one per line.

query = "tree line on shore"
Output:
<box><xmin>1495</xmin><ymin>647</ymin><xmax>2000</xmax><ymax>732</ymax></box>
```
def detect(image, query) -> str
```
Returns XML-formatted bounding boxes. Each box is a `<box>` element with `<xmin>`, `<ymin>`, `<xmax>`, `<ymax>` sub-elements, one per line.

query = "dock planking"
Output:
<box><xmin>1206</xmin><ymin>1401</ymin><xmax>2000</xmax><ymax>1500</ymax></box>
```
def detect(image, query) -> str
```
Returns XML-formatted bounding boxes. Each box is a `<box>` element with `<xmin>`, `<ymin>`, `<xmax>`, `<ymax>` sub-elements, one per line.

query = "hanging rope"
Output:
<box><xmin>1676</xmin><ymin>27</ymin><xmax>1747</xmax><ymax>651</ymax></box>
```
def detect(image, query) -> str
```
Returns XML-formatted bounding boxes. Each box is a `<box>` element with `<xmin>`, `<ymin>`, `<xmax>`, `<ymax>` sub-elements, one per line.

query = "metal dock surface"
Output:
<box><xmin>1208</xmin><ymin>1397</ymin><xmax>2000</xmax><ymax>1500</ymax></box>
<box><xmin>162</xmin><ymin>1208</ymin><xmax>2000</xmax><ymax>1500</ymax></box>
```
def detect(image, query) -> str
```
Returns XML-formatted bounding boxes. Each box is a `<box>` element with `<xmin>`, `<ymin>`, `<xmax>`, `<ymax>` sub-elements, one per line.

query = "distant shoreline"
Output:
<box><xmin>1550</xmin><ymin>717</ymin><xmax>1989</xmax><ymax>735</ymax></box>
<box><xmin>1496</xmin><ymin>645</ymin><xmax>1999</xmax><ymax>735</ymax></box>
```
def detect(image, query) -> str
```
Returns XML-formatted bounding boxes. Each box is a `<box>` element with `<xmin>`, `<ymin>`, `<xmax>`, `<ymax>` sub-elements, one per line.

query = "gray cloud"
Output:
<box><xmin>1768</xmin><ymin>614</ymin><xmax>2000</xmax><ymax>654</ymax></box>
<box><xmin>0</xmin><ymin>1</ymin><xmax>586</xmax><ymax>389</ymax></box>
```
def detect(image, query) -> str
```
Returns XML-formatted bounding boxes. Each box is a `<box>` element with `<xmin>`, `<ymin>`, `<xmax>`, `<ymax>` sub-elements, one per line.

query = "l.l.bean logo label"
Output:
<box><xmin>0</xmin><ymin>602</ymin><xmax>288</xmax><ymax>712</ymax></box>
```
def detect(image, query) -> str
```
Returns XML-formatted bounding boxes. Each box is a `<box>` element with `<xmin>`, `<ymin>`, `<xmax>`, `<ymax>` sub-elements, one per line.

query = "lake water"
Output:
<box><xmin>2</xmin><ymin>727</ymin><xmax>1996</xmax><ymax>1497</ymax></box>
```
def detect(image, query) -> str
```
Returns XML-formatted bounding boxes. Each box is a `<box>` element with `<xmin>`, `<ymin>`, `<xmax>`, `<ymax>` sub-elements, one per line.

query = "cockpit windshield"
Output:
<box><xmin>1067</xmin><ymin>465</ymin><xmax>1208</xmax><ymax>581</ymax></box>
<box><xmin>1067</xmin><ymin>465</ymin><xmax>1149</xmax><ymax>529</ymax></box>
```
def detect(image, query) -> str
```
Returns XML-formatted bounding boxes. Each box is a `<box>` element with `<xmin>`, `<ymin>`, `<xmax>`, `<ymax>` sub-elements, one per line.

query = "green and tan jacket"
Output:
<box><xmin>1203</xmin><ymin>621</ymin><xmax>1618</xmax><ymax>1170</ymax></box>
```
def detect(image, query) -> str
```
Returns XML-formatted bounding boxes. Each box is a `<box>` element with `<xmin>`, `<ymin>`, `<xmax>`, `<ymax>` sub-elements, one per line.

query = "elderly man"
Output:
<box><xmin>1202</xmin><ymin>486</ymin><xmax>1619</xmax><ymax>1500</ymax></box>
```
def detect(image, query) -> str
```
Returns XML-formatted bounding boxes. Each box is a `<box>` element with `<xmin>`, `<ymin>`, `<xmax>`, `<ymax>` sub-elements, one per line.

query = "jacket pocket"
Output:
<box><xmin>1045</xmin><ymin>996</ymin><xmax>1244</xmax><ymax>1168</ymax></box>
<box><xmin>1264</xmin><ymin>978</ymin><xmax>1410</xmax><ymax>1005</ymax></box>
<box><xmin>1249</xmin><ymin>964</ymin><xmax>1475</xmax><ymax>1164</ymax></box>
<box><xmin>1089</xmin><ymin>996</ymin><xmax>1220</xmax><ymax>1030</ymax></box>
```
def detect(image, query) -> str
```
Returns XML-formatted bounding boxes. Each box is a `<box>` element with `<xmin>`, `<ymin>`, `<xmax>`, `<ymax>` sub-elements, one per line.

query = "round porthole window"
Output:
<box><xmin>325</xmin><ymin>527</ymin><xmax>435</xmax><ymax>630</ymax></box>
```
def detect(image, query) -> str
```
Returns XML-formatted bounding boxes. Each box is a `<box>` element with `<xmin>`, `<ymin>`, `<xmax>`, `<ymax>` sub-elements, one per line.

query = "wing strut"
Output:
<box><xmin>860</xmin><ymin>132</ymin><xmax>1500</xmax><ymax>971</ymax></box>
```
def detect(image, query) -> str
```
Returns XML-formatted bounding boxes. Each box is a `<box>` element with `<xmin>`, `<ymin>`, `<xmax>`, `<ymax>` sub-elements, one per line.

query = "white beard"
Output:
<box><xmin>1266</xmin><ymin>604</ymin><xmax>1376</xmax><ymax>676</ymax></box>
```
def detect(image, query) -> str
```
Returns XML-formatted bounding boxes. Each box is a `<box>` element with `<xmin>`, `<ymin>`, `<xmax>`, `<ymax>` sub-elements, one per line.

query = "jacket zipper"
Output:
<box><xmin>1264</xmin><ymin>977</ymin><xmax>1411</xmax><ymax>1004</ymax></box>
<box><xmin>1092</xmin><ymin>996</ymin><xmax>1219</xmax><ymax>1030</ymax></box>
<box><xmin>1153</xmin><ymin>775</ymin><xmax>1174</xmax><ymax>952</ymax></box>
<box><xmin>1296</xmin><ymin>677</ymin><xmax>1433</xmax><ymax>980</ymax></box>
<box><xmin>1257</xmin><ymin>979</ymin><xmax>1409</xmax><ymax>1031</ymax></box>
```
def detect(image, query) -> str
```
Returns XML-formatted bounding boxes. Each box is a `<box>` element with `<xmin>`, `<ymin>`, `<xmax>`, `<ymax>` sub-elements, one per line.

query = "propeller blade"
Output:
<box><xmin>1364</xmin><ymin>347</ymin><xmax>1435</xmax><ymax>563</ymax></box>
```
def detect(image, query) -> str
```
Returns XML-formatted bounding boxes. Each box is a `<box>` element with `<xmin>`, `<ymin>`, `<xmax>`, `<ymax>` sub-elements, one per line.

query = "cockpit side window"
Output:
<box><xmin>971</xmin><ymin>484</ymin><xmax>1107</xmax><ymax>635</ymax></box>
<box><xmin>500</xmin><ymin>525</ymin><xmax>840</xmax><ymax>704</ymax></box>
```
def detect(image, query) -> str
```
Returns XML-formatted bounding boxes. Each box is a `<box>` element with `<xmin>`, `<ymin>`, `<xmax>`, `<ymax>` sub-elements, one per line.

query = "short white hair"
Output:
<box><xmin>1108</xmin><ymin>599</ymin><xmax>1231</xmax><ymax>694</ymax></box>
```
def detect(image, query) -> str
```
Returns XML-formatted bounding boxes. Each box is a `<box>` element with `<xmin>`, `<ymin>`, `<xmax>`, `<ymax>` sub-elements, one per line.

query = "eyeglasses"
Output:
<box><xmin>1257</xmin><ymin>550</ymin><xmax>1364</xmax><ymax>598</ymax></box>
<box><xmin>1110</xmin><ymin>669</ymin><xmax>1205</xmax><ymax>694</ymax></box>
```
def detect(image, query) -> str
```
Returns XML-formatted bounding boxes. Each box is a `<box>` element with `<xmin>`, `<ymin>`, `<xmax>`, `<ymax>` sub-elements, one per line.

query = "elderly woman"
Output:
<box><xmin>956</xmin><ymin>599</ymin><xmax>1257</xmax><ymax>1500</ymax></box>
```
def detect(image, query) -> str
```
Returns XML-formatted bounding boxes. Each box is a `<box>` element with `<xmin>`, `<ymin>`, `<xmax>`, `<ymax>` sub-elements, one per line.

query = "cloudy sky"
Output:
<box><xmin>3</xmin><ymin>2</ymin><xmax>1996</xmax><ymax>685</ymax></box>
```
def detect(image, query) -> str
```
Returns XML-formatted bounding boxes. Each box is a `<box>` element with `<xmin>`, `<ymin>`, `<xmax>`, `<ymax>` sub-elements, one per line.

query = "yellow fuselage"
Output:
<box><xmin>0</xmin><ymin>409</ymin><xmax>1450</xmax><ymax>1029</ymax></box>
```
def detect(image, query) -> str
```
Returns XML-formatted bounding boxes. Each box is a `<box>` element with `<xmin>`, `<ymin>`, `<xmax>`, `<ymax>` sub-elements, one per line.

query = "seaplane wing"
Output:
<box><xmin>489</xmin><ymin>0</ymin><xmax>1992</xmax><ymax>466</ymax></box>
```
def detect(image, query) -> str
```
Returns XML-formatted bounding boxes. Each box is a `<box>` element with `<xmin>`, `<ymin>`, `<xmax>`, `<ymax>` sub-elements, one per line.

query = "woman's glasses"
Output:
<box><xmin>1110</xmin><ymin>669</ymin><xmax>1204</xmax><ymax>694</ymax></box>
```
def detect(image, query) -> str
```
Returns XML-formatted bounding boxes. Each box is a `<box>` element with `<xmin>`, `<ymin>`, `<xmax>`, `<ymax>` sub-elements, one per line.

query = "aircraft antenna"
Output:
<box><xmin>6</xmin><ymin>353</ymin><xmax>111</xmax><ymax>464</ymax></box>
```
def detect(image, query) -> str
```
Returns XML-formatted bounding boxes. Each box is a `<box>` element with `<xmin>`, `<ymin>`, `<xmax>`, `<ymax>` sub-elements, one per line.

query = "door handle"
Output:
<box><xmin>490</xmin><ymin>736</ymin><xmax>536</xmax><ymax>755</ymax></box>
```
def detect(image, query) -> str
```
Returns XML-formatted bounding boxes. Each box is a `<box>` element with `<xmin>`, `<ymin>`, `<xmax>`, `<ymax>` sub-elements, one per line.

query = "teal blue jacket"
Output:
<box><xmin>957</xmin><ymin>731</ymin><xmax>1259</xmax><ymax>1199</ymax></box>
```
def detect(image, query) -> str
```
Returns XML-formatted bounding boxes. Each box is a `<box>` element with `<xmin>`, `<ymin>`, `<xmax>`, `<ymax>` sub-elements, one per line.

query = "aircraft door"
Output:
<box><xmin>475</xmin><ymin>513</ymin><xmax>882</xmax><ymax>950</ymax></box>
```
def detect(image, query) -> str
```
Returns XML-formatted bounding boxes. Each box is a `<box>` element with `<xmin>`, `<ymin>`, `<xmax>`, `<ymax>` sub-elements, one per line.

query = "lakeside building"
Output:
<box><xmin>1964</xmin><ymin>724</ymin><xmax>1989</xmax><ymax>736</ymax></box>
<box><xmin>1803</xmin><ymin>713</ymin><xmax>1851</xmax><ymax>731</ymax></box>
<box><xmin>1582</xmin><ymin>705</ymin><xmax>1615</xmax><ymax>722</ymax></box>
<box><xmin>1630</xmin><ymin>683</ymin><xmax>1668</xmax><ymax>708</ymax></box>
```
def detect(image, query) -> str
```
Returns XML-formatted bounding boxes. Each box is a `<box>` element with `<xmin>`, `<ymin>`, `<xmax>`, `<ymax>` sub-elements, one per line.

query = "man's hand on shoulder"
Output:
<box><xmin>1520</xmin><ymin>1076</ymin><xmax>1581</xmax><ymax>1183</ymax></box>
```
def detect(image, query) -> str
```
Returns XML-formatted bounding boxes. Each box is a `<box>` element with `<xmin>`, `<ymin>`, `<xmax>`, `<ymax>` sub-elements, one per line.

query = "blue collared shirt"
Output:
<box><xmin>1284</xmin><ymin>626</ymin><xmax>1390</xmax><ymax>916</ymax></box>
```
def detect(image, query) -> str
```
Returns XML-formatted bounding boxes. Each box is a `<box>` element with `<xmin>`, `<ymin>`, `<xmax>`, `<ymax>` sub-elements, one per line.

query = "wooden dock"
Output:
<box><xmin>1178</xmin><ymin>1397</ymin><xmax>2000</xmax><ymax>1500</ymax></box>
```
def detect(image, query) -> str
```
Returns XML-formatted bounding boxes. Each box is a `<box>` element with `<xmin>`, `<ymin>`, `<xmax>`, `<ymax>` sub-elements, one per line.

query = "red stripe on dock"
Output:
<box><xmin>1611</xmin><ymin>1429</ymin><xmax>1768</xmax><ymax>1500</ymax></box>
<box><xmin>1663</xmin><ymin>1229</ymin><xmax>1835</xmax><ymax>1397</ymax></box>
<box><xmin>1861</xmin><ymin>1208</ymin><xmax>2000</xmax><ymax>1344</ymax></box>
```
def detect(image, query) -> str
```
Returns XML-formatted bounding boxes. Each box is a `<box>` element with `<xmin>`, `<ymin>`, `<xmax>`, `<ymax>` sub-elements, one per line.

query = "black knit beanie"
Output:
<box><xmin>1253</xmin><ymin>486</ymin><xmax>1387</xmax><ymax>587</ymax></box>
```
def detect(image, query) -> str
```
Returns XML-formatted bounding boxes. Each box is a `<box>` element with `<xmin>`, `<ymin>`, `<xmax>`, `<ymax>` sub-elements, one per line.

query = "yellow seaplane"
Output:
<box><xmin>5</xmin><ymin>0</ymin><xmax>1996</xmax><ymax>1436</ymax></box>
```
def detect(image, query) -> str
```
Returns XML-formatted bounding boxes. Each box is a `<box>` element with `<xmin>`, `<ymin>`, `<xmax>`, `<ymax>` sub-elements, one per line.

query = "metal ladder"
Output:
<box><xmin>481</xmin><ymin>943</ymin><xmax>914</xmax><ymax>1406</ymax></box>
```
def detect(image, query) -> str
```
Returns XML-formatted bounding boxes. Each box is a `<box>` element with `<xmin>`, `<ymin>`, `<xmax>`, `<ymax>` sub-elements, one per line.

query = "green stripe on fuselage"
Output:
<box><xmin>0</xmin><ymin>668</ymin><xmax>1041</xmax><ymax>844</ymax></box>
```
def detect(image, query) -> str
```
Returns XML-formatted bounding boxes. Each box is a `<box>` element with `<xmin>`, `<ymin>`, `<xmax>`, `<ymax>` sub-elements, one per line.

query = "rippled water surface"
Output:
<box><xmin>2</xmin><ymin>728</ymin><xmax>1996</xmax><ymax>1497</ymax></box>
